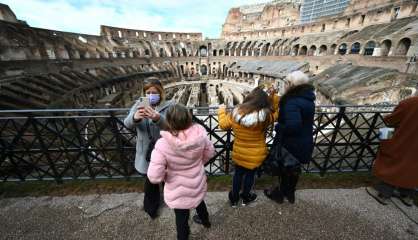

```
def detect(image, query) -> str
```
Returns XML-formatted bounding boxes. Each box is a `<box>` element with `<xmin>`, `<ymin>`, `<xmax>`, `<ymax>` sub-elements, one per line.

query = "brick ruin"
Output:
<box><xmin>0</xmin><ymin>0</ymin><xmax>417</xmax><ymax>109</ymax></box>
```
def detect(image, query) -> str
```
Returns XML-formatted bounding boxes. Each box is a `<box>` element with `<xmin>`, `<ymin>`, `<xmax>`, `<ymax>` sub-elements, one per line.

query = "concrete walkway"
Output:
<box><xmin>0</xmin><ymin>188</ymin><xmax>417</xmax><ymax>240</ymax></box>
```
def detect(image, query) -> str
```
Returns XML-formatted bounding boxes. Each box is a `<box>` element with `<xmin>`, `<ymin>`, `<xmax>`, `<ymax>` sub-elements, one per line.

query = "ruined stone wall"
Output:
<box><xmin>0</xmin><ymin>4</ymin><xmax>18</xmax><ymax>23</ymax></box>
<box><xmin>221</xmin><ymin>1</ymin><xmax>301</xmax><ymax>38</ymax></box>
<box><xmin>223</xmin><ymin>0</ymin><xmax>418</xmax><ymax>40</ymax></box>
<box><xmin>1</xmin><ymin>3</ymin><xmax>418</xmax><ymax>109</ymax></box>
<box><xmin>100</xmin><ymin>25</ymin><xmax>202</xmax><ymax>42</ymax></box>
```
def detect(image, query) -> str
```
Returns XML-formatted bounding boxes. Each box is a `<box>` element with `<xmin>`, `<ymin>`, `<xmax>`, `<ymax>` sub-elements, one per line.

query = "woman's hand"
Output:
<box><xmin>133</xmin><ymin>107</ymin><xmax>146</xmax><ymax>121</ymax></box>
<box><xmin>143</xmin><ymin>106</ymin><xmax>161</xmax><ymax>122</ymax></box>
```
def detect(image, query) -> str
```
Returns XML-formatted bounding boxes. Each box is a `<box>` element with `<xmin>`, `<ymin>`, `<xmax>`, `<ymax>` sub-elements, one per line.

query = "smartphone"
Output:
<box><xmin>137</xmin><ymin>97</ymin><xmax>150</xmax><ymax>108</ymax></box>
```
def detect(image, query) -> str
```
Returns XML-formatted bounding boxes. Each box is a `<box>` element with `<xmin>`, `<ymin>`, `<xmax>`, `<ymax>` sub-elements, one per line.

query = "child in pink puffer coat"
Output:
<box><xmin>147</xmin><ymin>104</ymin><xmax>215</xmax><ymax>240</ymax></box>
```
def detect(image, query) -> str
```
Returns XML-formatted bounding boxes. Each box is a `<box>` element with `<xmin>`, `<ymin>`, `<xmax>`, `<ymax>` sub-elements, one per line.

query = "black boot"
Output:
<box><xmin>144</xmin><ymin>177</ymin><xmax>160</xmax><ymax>219</ymax></box>
<box><xmin>264</xmin><ymin>187</ymin><xmax>284</xmax><ymax>203</ymax></box>
<box><xmin>284</xmin><ymin>169</ymin><xmax>300</xmax><ymax>204</ymax></box>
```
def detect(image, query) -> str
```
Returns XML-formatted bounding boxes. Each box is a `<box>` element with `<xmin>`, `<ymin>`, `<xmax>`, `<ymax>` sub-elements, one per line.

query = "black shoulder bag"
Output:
<box><xmin>145</xmin><ymin>121</ymin><xmax>157</xmax><ymax>162</ymax></box>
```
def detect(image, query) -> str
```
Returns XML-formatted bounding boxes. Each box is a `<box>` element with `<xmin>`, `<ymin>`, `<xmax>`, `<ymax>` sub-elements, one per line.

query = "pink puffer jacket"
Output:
<box><xmin>147</xmin><ymin>124</ymin><xmax>215</xmax><ymax>209</ymax></box>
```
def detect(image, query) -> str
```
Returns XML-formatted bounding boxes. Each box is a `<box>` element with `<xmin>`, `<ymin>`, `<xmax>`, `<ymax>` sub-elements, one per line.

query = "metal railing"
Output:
<box><xmin>0</xmin><ymin>105</ymin><xmax>394</xmax><ymax>182</ymax></box>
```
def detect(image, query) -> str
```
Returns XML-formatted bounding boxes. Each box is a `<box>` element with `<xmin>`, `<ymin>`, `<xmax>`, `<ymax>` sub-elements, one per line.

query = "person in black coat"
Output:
<box><xmin>264</xmin><ymin>71</ymin><xmax>316</xmax><ymax>204</ymax></box>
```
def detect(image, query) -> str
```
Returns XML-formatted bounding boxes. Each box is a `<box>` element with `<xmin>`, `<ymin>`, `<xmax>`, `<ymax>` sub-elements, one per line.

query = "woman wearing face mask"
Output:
<box><xmin>124</xmin><ymin>76</ymin><xmax>173</xmax><ymax>219</ymax></box>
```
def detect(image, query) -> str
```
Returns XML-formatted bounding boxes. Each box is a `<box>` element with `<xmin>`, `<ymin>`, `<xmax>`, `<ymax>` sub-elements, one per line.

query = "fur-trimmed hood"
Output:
<box><xmin>280</xmin><ymin>84</ymin><xmax>315</xmax><ymax>106</ymax></box>
<box><xmin>232</xmin><ymin>108</ymin><xmax>270</xmax><ymax>127</ymax></box>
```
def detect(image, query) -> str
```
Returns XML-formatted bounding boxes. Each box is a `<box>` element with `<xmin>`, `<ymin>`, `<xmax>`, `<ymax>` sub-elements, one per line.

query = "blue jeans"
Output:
<box><xmin>231</xmin><ymin>165</ymin><xmax>256</xmax><ymax>200</ymax></box>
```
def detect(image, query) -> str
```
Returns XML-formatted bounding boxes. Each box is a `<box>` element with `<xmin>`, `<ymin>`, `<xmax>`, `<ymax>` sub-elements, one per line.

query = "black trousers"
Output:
<box><xmin>143</xmin><ymin>176</ymin><xmax>160</xmax><ymax>218</ymax></box>
<box><xmin>174</xmin><ymin>201</ymin><xmax>209</xmax><ymax>240</ymax></box>
<box><xmin>231</xmin><ymin>165</ymin><xmax>256</xmax><ymax>200</ymax></box>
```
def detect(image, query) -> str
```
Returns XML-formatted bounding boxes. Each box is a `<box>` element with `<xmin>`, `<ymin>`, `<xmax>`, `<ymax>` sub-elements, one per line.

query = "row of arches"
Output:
<box><xmin>219</xmin><ymin>37</ymin><xmax>413</xmax><ymax>58</ymax></box>
<box><xmin>336</xmin><ymin>38</ymin><xmax>411</xmax><ymax>56</ymax></box>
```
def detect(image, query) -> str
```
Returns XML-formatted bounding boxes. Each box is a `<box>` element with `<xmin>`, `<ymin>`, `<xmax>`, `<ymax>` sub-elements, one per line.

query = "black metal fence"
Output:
<box><xmin>0</xmin><ymin>106</ymin><xmax>393</xmax><ymax>182</ymax></box>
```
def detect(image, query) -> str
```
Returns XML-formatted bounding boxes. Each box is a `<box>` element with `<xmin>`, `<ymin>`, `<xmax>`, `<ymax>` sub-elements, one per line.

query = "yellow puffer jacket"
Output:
<box><xmin>218</xmin><ymin>107</ymin><xmax>277</xmax><ymax>170</ymax></box>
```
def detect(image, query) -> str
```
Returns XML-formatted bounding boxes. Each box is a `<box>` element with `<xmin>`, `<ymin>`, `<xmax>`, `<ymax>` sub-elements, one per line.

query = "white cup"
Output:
<box><xmin>379</xmin><ymin>127</ymin><xmax>395</xmax><ymax>140</ymax></box>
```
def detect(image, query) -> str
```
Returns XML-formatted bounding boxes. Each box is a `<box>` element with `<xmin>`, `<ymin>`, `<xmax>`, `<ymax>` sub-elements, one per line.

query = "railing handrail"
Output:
<box><xmin>0</xmin><ymin>105</ymin><xmax>396</xmax><ymax>114</ymax></box>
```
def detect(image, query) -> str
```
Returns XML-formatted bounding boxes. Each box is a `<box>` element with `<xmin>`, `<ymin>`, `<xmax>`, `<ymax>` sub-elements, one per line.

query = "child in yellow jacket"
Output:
<box><xmin>218</xmin><ymin>87</ymin><xmax>277</xmax><ymax>207</ymax></box>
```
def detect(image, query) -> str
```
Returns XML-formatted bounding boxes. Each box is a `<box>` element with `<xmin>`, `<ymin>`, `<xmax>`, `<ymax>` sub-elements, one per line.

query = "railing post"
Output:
<box><xmin>225</xmin><ymin>129</ymin><xmax>231</xmax><ymax>174</ymax></box>
<box><xmin>354</xmin><ymin>112</ymin><xmax>379</xmax><ymax>171</ymax></box>
<box><xmin>321</xmin><ymin>106</ymin><xmax>345</xmax><ymax>176</ymax></box>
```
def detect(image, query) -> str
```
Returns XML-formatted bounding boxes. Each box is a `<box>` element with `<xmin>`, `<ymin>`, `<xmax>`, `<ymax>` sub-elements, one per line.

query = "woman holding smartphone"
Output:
<box><xmin>124</xmin><ymin>76</ymin><xmax>173</xmax><ymax>219</ymax></box>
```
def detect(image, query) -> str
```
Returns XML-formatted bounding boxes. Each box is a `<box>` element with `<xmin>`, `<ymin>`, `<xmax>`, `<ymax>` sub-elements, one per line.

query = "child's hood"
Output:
<box><xmin>232</xmin><ymin>108</ymin><xmax>269</xmax><ymax>127</ymax></box>
<box><xmin>160</xmin><ymin>124</ymin><xmax>208</xmax><ymax>158</ymax></box>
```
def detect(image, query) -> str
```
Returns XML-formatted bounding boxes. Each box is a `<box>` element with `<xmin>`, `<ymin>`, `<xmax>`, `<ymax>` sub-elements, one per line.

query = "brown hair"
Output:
<box><xmin>237</xmin><ymin>86</ymin><xmax>272</xmax><ymax>122</ymax></box>
<box><xmin>143</xmin><ymin>77</ymin><xmax>165</xmax><ymax>100</ymax></box>
<box><xmin>166</xmin><ymin>104</ymin><xmax>193</xmax><ymax>136</ymax></box>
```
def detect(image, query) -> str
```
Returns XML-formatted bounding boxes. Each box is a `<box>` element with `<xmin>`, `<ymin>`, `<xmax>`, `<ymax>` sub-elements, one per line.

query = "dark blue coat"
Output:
<box><xmin>275</xmin><ymin>84</ymin><xmax>315</xmax><ymax>164</ymax></box>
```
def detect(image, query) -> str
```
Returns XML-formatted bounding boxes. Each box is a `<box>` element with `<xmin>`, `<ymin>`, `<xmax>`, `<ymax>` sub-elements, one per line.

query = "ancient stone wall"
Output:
<box><xmin>223</xmin><ymin>0</ymin><xmax>418</xmax><ymax>40</ymax></box>
<box><xmin>0</xmin><ymin>4</ymin><xmax>18</xmax><ymax>23</ymax></box>
<box><xmin>221</xmin><ymin>1</ymin><xmax>301</xmax><ymax>38</ymax></box>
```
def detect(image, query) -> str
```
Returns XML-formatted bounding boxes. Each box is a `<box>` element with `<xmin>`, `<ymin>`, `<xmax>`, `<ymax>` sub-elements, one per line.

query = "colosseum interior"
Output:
<box><xmin>0</xmin><ymin>0</ymin><xmax>418</xmax><ymax>109</ymax></box>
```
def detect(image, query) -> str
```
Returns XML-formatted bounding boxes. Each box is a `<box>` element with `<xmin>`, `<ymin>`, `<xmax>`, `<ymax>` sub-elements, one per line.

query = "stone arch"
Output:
<box><xmin>330</xmin><ymin>44</ymin><xmax>337</xmax><ymax>55</ymax></box>
<box><xmin>200</xmin><ymin>64</ymin><xmax>208</xmax><ymax>75</ymax></box>
<box><xmin>364</xmin><ymin>41</ymin><xmax>376</xmax><ymax>56</ymax></box>
<box><xmin>338</xmin><ymin>43</ymin><xmax>347</xmax><ymax>55</ymax></box>
<box><xmin>319</xmin><ymin>45</ymin><xmax>327</xmax><ymax>56</ymax></box>
<box><xmin>179</xmin><ymin>47</ymin><xmax>186</xmax><ymax>57</ymax></box>
<box><xmin>208</xmin><ymin>42</ymin><xmax>212</xmax><ymax>56</ymax></box>
<box><xmin>255</xmin><ymin>42</ymin><xmax>263</xmax><ymax>56</ymax></box>
<box><xmin>236</xmin><ymin>41</ymin><xmax>245</xmax><ymax>56</ymax></box>
<box><xmin>242</xmin><ymin>41</ymin><xmax>252</xmax><ymax>56</ymax></box>
<box><xmin>308</xmin><ymin>45</ymin><xmax>317</xmax><ymax>56</ymax></box>
<box><xmin>299</xmin><ymin>46</ymin><xmax>307</xmax><ymax>55</ymax></box>
<box><xmin>159</xmin><ymin>48</ymin><xmax>166</xmax><ymax>57</ymax></box>
<box><xmin>261</xmin><ymin>42</ymin><xmax>271</xmax><ymax>56</ymax></box>
<box><xmin>292</xmin><ymin>44</ymin><xmax>300</xmax><ymax>56</ymax></box>
<box><xmin>199</xmin><ymin>46</ymin><xmax>208</xmax><ymax>57</ymax></box>
<box><xmin>350</xmin><ymin>42</ymin><xmax>361</xmax><ymax>54</ymax></box>
<box><xmin>381</xmin><ymin>39</ymin><xmax>392</xmax><ymax>57</ymax></box>
<box><xmin>43</xmin><ymin>43</ymin><xmax>56</xmax><ymax>59</ymax></box>
<box><xmin>395</xmin><ymin>38</ymin><xmax>411</xmax><ymax>56</ymax></box>
<box><xmin>54</xmin><ymin>45</ymin><xmax>70</xmax><ymax>59</ymax></box>
<box><xmin>219</xmin><ymin>49</ymin><xmax>224</xmax><ymax>56</ymax></box>
<box><xmin>64</xmin><ymin>45</ymin><xmax>80</xmax><ymax>59</ymax></box>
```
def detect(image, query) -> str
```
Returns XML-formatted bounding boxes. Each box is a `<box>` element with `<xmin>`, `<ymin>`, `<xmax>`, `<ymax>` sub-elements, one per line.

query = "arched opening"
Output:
<box><xmin>308</xmin><ymin>45</ymin><xmax>317</xmax><ymax>56</ymax></box>
<box><xmin>219</xmin><ymin>49</ymin><xmax>224</xmax><ymax>56</ymax></box>
<box><xmin>213</xmin><ymin>49</ymin><xmax>217</xmax><ymax>56</ymax></box>
<box><xmin>144</xmin><ymin>49</ymin><xmax>150</xmax><ymax>56</ymax></box>
<box><xmin>292</xmin><ymin>44</ymin><xmax>300</xmax><ymax>56</ymax></box>
<box><xmin>350</xmin><ymin>42</ymin><xmax>361</xmax><ymax>54</ymax></box>
<box><xmin>319</xmin><ymin>45</ymin><xmax>327</xmax><ymax>56</ymax></box>
<box><xmin>159</xmin><ymin>48</ymin><xmax>165</xmax><ymax>57</ymax></box>
<box><xmin>364</xmin><ymin>41</ymin><xmax>376</xmax><ymax>56</ymax></box>
<box><xmin>330</xmin><ymin>44</ymin><xmax>337</xmax><ymax>55</ymax></box>
<box><xmin>381</xmin><ymin>39</ymin><xmax>392</xmax><ymax>56</ymax></box>
<box><xmin>200</xmin><ymin>64</ymin><xmax>208</xmax><ymax>75</ymax></box>
<box><xmin>262</xmin><ymin>43</ymin><xmax>271</xmax><ymax>56</ymax></box>
<box><xmin>338</xmin><ymin>43</ymin><xmax>347</xmax><ymax>55</ymax></box>
<box><xmin>208</xmin><ymin>43</ymin><xmax>212</xmax><ymax>56</ymax></box>
<box><xmin>299</xmin><ymin>46</ymin><xmax>307</xmax><ymax>55</ymax></box>
<box><xmin>181</xmin><ymin>48</ymin><xmax>187</xmax><ymax>57</ymax></box>
<box><xmin>395</xmin><ymin>38</ymin><xmax>411</xmax><ymax>56</ymax></box>
<box><xmin>180</xmin><ymin>65</ymin><xmax>185</xmax><ymax>76</ymax></box>
<box><xmin>242</xmin><ymin>41</ymin><xmax>252</xmax><ymax>56</ymax></box>
<box><xmin>199</xmin><ymin>46</ymin><xmax>207</xmax><ymax>57</ymax></box>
